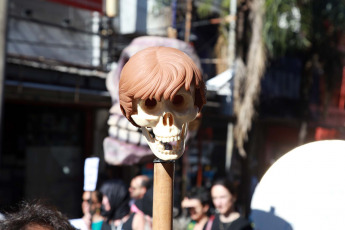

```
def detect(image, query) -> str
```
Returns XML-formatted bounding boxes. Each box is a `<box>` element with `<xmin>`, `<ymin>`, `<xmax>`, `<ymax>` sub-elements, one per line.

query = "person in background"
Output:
<box><xmin>70</xmin><ymin>191</ymin><xmax>92</xmax><ymax>230</ymax></box>
<box><xmin>181</xmin><ymin>187</ymin><xmax>211</xmax><ymax>230</ymax></box>
<box><xmin>90</xmin><ymin>190</ymin><xmax>104</xmax><ymax>230</ymax></box>
<box><xmin>100</xmin><ymin>179</ymin><xmax>145</xmax><ymax>230</ymax></box>
<box><xmin>0</xmin><ymin>200</ymin><xmax>76</xmax><ymax>230</ymax></box>
<box><xmin>70</xmin><ymin>190</ymin><xmax>104</xmax><ymax>230</ymax></box>
<box><xmin>206</xmin><ymin>178</ymin><xmax>253</xmax><ymax>230</ymax></box>
<box><xmin>129</xmin><ymin>175</ymin><xmax>151</xmax><ymax>213</ymax></box>
<box><xmin>134</xmin><ymin>186</ymin><xmax>153</xmax><ymax>230</ymax></box>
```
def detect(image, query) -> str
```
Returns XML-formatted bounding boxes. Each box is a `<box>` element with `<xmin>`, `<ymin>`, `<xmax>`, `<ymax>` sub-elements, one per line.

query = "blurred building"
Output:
<box><xmin>1</xmin><ymin>0</ymin><xmax>110</xmax><ymax>218</ymax></box>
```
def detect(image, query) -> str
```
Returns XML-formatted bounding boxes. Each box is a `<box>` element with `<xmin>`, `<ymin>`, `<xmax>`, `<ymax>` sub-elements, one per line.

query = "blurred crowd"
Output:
<box><xmin>0</xmin><ymin>175</ymin><xmax>253</xmax><ymax>230</ymax></box>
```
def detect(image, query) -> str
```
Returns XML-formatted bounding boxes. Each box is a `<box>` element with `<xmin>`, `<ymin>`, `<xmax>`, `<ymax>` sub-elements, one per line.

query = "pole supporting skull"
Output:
<box><xmin>119</xmin><ymin>46</ymin><xmax>206</xmax><ymax>161</ymax></box>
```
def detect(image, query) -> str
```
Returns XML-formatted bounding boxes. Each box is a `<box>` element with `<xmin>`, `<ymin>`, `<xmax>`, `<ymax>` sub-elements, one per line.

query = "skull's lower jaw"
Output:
<box><xmin>142</xmin><ymin>125</ymin><xmax>187</xmax><ymax>161</ymax></box>
<box><xmin>150</xmin><ymin>142</ymin><xmax>185</xmax><ymax>161</ymax></box>
<box><xmin>144</xmin><ymin>136</ymin><xmax>185</xmax><ymax>161</ymax></box>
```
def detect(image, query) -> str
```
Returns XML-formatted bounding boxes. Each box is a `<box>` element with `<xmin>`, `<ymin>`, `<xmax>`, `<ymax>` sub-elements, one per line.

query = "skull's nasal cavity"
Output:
<box><xmin>163</xmin><ymin>113</ymin><xmax>174</xmax><ymax>126</ymax></box>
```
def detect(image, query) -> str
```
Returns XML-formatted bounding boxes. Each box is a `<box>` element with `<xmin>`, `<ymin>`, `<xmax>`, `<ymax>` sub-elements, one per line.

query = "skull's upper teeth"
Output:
<box><xmin>156</xmin><ymin>135</ymin><xmax>180</xmax><ymax>142</ymax></box>
<box><xmin>141</xmin><ymin>123</ymin><xmax>188</xmax><ymax>157</ymax></box>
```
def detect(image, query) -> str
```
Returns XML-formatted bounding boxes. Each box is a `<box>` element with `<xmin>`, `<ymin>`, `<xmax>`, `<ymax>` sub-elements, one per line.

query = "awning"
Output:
<box><xmin>206</xmin><ymin>68</ymin><xmax>233</xmax><ymax>96</ymax></box>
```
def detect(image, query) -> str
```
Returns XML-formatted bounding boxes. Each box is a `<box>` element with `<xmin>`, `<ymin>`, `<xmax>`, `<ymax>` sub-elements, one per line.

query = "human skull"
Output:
<box><xmin>131</xmin><ymin>86</ymin><xmax>198</xmax><ymax>161</ymax></box>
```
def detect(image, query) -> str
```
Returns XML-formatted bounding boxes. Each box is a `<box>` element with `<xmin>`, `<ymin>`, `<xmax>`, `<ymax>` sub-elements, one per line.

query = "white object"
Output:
<box><xmin>206</xmin><ymin>69</ymin><xmax>233</xmax><ymax>96</ymax></box>
<box><xmin>250</xmin><ymin>140</ymin><xmax>345</xmax><ymax>230</ymax></box>
<box><xmin>69</xmin><ymin>218</ymin><xmax>88</xmax><ymax>230</ymax></box>
<box><xmin>83</xmin><ymin>157</ymin><xmax>100</xmax><ymax>191</ymax></box>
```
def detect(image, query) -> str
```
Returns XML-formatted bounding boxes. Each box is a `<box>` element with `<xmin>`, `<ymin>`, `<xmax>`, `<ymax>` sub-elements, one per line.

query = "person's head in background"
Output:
<box><xmin>129</xmin><ymin>175</ymin><xmax>151</xmax><ymax>200</ymax></box>
<box><xmin>99</xmin><ymin>179</ymin><xmax>130</xmax><ymax>222</ymax></box>
<box><xmin>135</xmin><ymin>186</ymin><xmax>153</xmax><ymax>217</ymax></box>
<box><xmin>183</xmin><ymin>187</ymin><xmax>210</xmax><ymax>222</ymax></box>
<box><xmin>0</xmin><ymin>200</ymin><xmax>76</xmax><ymax>230</ymax></box>
<box><xmin>90</xmin><ymin>190</ymin><xmax>102</xmax><ymax>215</ymax></box>
<box><xmin>134</xmin><ymin>186</ymin><xmax>153</xmax><ymax>229</ymax></box>
<box><xmin>100</xmin><ymin>179</ymin><xmax>146</xmax><ymax>230</ymax></box>
<box><xmin>82</xmin><ymin>191</ymin><xmax>91</xmax><ymax>215</ymax></box>
<box><xmin>210</xmin><ymin>178</ymin><xmax>238</xmax><ymax>216</ymax></box>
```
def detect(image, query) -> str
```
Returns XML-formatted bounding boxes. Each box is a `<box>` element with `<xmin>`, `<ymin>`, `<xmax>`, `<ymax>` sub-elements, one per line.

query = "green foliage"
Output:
<box><xmin>197</xmin><ymin>0</ymin><xmax>230</xmax><ymax>18</ymax></box>
<box><xmin>195</xmin><ymin>0</ymin><xmax>345</xmax><ymax>61</ymax></box>
<box><xmin>197</xmin><ymin>0</ymin><xmax>216</xmax><ymax>18</ymax></box>
<box><xmin>221</xmin><ymin>0</ymin><xmax>230</xmax><ymax>12</ymax></box>
<box><xmin>265</xmin><ymin>0</ymin><xmax>345</xmax><ymax>58</ymax></box>
<box><xmin>196</xmin><ymin>0</ymin><xmax>231</xmax><ymax>45</ymax></box>
<box><xmin>264</xmin><ymin>0</ymin><xmax>311</xmax><ymax>58</ymax></box>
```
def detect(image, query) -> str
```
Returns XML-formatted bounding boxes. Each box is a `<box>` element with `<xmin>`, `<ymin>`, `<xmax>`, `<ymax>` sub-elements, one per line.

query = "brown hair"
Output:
<box><xmin>119</xmin><ymin>46</ymin><xmax>206</xmax><ymax>127</ymax></box>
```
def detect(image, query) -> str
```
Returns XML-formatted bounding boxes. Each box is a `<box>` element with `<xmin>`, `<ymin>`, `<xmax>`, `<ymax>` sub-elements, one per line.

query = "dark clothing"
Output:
<box><xmin>204</xmin><ymin>214</ymin><xmax>253</xmax><ymax>230</ymax></box>
<box><xmin>134</xmin><ymin>187</ymin><xmax>153</xmax><ymax>217</ymax></box>
<box><xmin>122</xmin><ymin>213</ymin><xmax>134</xmax><ymax>229</ymax></box>
<box><xmin>100</xmin><ymin>213</ymin><xmax>135</xmax><ymax>230</ymax></box>
<box><xmin>99</xmin><ymin>179</ymin><xmax>130</xmax><ymax>222</ymax></box>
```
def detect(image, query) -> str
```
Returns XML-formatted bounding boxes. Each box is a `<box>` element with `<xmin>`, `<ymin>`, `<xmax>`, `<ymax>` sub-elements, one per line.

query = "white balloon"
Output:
<box><xmin>251</xmin><ymin>140</ymin><xmax>345</xmax><ymax>230</ymax></box>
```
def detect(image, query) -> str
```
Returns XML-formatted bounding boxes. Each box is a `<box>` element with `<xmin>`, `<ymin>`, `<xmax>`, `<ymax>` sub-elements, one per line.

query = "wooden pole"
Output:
<box><xmin>152</xmin><ymin>159</ymin><xmax>175</xmax><ymax>230</ymax></box>
<box><xmin>184</xmin><ymin>0</ymin><xmax>192</xmax><ymax>42</ymax></box>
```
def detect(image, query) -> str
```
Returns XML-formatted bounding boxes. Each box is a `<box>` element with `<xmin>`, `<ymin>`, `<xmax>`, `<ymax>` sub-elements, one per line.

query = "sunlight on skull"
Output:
<box><xmin>131</xmin><ymin>86</ymin><xmax>198</xmax><ymax>161</ymax></box>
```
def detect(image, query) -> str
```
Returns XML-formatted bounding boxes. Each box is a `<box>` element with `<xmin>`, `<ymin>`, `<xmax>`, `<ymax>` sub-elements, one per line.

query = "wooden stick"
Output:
<box><xmin>152</xmin><ymin>159</ymin><xmax>175</xmax><ymax>230</ymax></box>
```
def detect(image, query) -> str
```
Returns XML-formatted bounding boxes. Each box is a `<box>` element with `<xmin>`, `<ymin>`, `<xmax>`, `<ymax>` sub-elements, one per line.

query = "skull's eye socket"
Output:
<box><xmin>144</xmin><ymin>98</ymin><xmax>157</xmax><ymax>108</ymax></box>
<box><xmin>172</xmin><ymin>95</ymin><xmax>184</xmax><ymax>105</ymax></box>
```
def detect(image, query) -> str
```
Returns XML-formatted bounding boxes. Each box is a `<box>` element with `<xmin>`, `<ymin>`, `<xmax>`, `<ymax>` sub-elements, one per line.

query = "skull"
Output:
<box><xmin>131</xmin><ymin>86</ymin><xmax>198</xmax><ymax>161</ymax></box>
